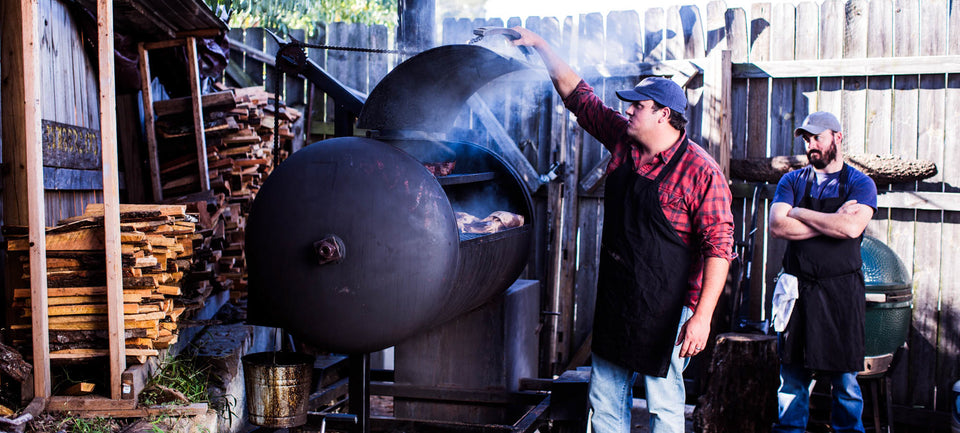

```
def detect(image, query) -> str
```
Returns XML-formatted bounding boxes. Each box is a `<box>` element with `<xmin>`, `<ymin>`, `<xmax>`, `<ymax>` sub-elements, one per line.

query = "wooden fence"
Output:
<box><xmin>223</xmin><ymin>0</ymin><xmax>960</xmax><ymax>422</ymax></box>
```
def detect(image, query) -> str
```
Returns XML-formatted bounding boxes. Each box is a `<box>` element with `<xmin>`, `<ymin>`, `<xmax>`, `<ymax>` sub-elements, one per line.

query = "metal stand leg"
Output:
<box><xmin>870</xmin><ymin>379</ymin><xmax>882</xmax><ymax>433</ymax></box>
<box><xmin>883</xmin><ymin>376</ymin><xmax>894</xmax><ymax>433</ymax></box>
<box><xmin>348</xmin><ymin>354</ymin><xmax>371</xmax><ymax>433</ymax></box>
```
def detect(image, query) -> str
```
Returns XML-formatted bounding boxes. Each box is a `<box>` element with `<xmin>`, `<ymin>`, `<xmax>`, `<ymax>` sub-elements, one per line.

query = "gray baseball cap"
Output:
<box><xmin>794</xmin><ymin>111</ymin><xmax>842</xmax><ymax>136</ymax></box>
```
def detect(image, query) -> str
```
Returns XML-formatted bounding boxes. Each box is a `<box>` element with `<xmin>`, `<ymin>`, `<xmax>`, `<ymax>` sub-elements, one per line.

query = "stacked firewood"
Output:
<box><xmin>154</xmin><ymin>84</ymin><xmax>302</xmax><ymax>300</ymax></box>
<box><xmin>5</xmin><ymin>204</ymin><xmax>218</xmax><ymax>364</ymax></box>
<box><xmin>155</xmin><ymin>85</ymin><xmax>300</xmax><ymax>200</ymax></box>
<box><xmin>177</xmin><ymin>193</ymin><xmax>248</xmax><ymax>300</ymax></box>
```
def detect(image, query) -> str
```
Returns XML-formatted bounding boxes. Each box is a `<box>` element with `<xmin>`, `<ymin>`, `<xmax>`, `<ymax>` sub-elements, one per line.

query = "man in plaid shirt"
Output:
<box><xmin>513</xmin><ymin>28</ymin><xmax>735</xmax><ymax>433</ymax></box>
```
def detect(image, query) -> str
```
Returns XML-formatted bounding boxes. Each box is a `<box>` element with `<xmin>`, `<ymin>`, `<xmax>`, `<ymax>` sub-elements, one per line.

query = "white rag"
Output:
<box><xmin>772</xmin><ymin>273</ymin><xmax>799</xmax><ymax>332</ymax></box>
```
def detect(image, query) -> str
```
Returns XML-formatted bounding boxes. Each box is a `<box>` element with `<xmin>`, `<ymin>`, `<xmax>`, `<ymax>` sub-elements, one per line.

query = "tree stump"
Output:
<box><xmin>693</xmin><ymin>333</ymin><xmax>779</xmax><ymax>433</ymax></box>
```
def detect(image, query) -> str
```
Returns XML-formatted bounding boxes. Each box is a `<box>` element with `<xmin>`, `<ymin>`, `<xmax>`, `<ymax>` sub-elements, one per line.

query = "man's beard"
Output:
<box><xmin>807</xmin><ymin>141</ymin><xmax>837</xmax><ymax>169</ymax></box>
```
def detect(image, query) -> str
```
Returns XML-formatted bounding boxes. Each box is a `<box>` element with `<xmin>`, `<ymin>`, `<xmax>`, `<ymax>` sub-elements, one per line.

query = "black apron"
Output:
<box><xmin>779</xmin><ymin>164</ymin><xmax>865</xmax><ymax>372</ymax></box>
<box><xmin>593</xmin><ymin>140</ymin><xmax>693</xmax><ymax>378</ymax></box>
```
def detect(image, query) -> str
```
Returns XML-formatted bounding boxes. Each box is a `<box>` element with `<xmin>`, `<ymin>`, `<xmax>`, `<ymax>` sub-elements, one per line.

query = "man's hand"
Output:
<box><xmin>511</xmin><ymin>27</ymin><xmax>546</xmax><ymax>50</ymax></box>
<box><xmin>837</xmin><ymin>199</ymin><xmax>860</xmax><ymax>215</ymax></box>
<box><xmin>677</xmin><ymin>313</ymin><xmax>710</xmax><ymax>358</ymax></box>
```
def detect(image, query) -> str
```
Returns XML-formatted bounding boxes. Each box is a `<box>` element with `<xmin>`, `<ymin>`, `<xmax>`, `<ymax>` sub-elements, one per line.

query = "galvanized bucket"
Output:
<box><xmin>242</xmin><ymin>351</ymin><xmax>314</xmax><ymax>428</ymax></box>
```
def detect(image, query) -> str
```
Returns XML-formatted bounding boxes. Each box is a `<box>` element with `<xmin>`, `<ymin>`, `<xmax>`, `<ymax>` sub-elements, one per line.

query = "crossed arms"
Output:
<box><xmin>769</xmin><ymin>200</ymin><xmax>874</xmax><ymax>240</ymax></box>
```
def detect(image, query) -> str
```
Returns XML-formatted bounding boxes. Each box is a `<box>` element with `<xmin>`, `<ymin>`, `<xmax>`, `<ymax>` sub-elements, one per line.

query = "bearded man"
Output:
<box><xmin>769</xmin><ymin>111</ymin><xmax>878</xmax><ymax>433</ymax></box>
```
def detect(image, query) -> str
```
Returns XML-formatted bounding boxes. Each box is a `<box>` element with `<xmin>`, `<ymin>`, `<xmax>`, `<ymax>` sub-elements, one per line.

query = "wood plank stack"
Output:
<box><xmin>156</xmin><ymin>85</ymin><xmax>300</xmax><ymax>200</ymax></box>
<box><xmin>5</xmin><ymin>204</ymin><xmax>218</xmax><ymax>365</ymax></box>
<box><xmin>155</xmin><ymin>84</ymin><xmax>303</xmax><ymax>300</ymax></box>
<box><xmin>177</xmin><ymin>193</ymin><xmax>248</xmax><ymax>300</ymax></box>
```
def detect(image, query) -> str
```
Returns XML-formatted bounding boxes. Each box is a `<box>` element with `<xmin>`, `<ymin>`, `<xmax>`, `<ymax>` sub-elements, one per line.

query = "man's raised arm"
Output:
<box><xmin>511</xmin><ymin>27</ymin><xmax>581</xmax><ymax>98</ymax></box>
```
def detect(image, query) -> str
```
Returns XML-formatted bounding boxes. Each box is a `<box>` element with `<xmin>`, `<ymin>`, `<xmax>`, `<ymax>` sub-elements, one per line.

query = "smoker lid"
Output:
<box><xmin>357</xmin><ymin>44</ymin><xmax>532</xmax><ymax>133</ymax></box>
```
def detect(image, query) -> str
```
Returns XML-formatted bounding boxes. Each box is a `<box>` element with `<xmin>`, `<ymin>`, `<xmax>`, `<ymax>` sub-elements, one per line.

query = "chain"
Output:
<box><xmin>268</xmin><ymin>42</ymin><xmax>415</xmax><ymax>166</ymax></box>
<box><xmin>273</xmin><ymin>70</ymin><xmax>282</xmax><ymax>167</ymax></box>
<box><xmin>298</xmin><ymin>42</ymin><xmax>416</xmax><ymax>56</ymax></box>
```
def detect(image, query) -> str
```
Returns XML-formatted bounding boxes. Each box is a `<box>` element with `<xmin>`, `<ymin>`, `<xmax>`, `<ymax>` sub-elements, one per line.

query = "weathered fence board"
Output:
<box><xmin>285</xmin><ymin>29</ymin><xmax>306</xmax><ymax>106</ymax></box>
<box><xmin>243</xmin><ymin>28</ymin><xmax>265</xmax><ymax>87</ymax></box>
<box><xmin>682</xmin><ymin>6</ymin><xmax>705</xmax><ymax>140</ymax></box>
<box><xmin>306</xmin><ymin>23</ymin><xmax>327</xmax><ymax>131</ymax></box>
<box><xmin>864</xmin><ymin>0</ymin><xmax>893</xmax><ymax>240</ymax></box>
<box><xmin>819</xmin><ymin>0</ymin><xmax>845</xmax><ymax>115</ymax></box>
<box><xmin>793</xmin><ymin>1</ymin><xmax>816</xmax><ymax>155</ymax></box>
<box><xmin>889</xmin><ymin>0</ymin><xmax>922</xmax><ymax>406</ymax></box>
<box><xmin>842</xmin><ymin>0</ymin><xmax>868</xmax><ymax>154</ymax></box>
<box><xmin>942</xmin><ymin>4</ymin><xmax>960</xmax><ymax>413</ymax></box>
<box><xmin>728</xmin><ymin>8</ymin><xmax>748</xmax><ymax>161</ymax></box>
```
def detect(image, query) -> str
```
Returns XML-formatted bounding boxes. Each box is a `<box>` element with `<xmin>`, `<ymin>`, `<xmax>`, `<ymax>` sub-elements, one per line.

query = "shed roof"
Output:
<box><xmin>70</xmin><ymin>0</ymin><xmax>227</xmax><ymax>41</ymax></box>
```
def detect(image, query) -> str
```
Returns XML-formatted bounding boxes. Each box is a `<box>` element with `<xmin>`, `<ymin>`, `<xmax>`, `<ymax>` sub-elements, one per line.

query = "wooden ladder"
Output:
<box><xmin>138</xmin><ymin>37</ymin><xmax>212</xmax><ymax>202</ymax></box>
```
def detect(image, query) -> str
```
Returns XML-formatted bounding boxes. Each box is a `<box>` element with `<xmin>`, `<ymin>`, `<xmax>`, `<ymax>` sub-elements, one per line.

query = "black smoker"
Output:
<box><xmin>245</xmin><ymin>34</ymin><xmax>600</xmax><ymax>433</ymax></box>
<box><xmin>245</xmin><ymin>44</ymin><xmax>534</xmax><ymax>353</ymax></box>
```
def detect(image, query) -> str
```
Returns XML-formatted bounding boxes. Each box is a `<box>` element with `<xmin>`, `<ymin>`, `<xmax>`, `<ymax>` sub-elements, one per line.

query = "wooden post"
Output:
<box><xmin>97</xmin><ymin>0</ymin><xmax>126</xmax><ymax>399</ymax></box>
<box><xmin>398</xmin><ymin>0</ymin><xmax>435</xmax><ymax>53</ymax></box>
<box><xmin>187</xmin><ymin>37</ymin><xmax>211</xmax><ymax>191</ymax></box>
<box><xmin>137</xmin><ymin>43</ymin><xmax>163</xmax><ymax>202</ymax></box>
<box><xmin>692</xmin><ymin>333</ymin><xmax>779</xmax><ymax>433</ymax></box>
<box><xmin>19</xmin><ymin>0</ymin><xmax>52</xmax><ymax>399</ymax></box>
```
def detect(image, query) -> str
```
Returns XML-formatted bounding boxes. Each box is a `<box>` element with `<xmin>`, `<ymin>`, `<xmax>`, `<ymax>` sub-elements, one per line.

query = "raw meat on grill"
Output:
<box><xmin>456</xmin><ymin>211</ymin><xmax>524</xmax><ymax>234</ymax></box>
<box><xmin>423</xmin><ymin>161</ymin><xmax>456</xmax><ymax>176</ymax></box>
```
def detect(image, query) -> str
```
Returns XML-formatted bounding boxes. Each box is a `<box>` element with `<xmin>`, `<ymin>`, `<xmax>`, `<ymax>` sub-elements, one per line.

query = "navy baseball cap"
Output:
<box><xmin>616</xmin><ymin>77</ymin><xmax>688</xmax><ymax>116</ymax></box>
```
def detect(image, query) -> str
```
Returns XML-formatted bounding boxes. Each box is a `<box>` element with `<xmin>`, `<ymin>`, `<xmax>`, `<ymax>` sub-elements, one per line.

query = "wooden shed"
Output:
<box><xmin>1</xmin><ymin>0</ymin><xmax>236</xmax><ymax>416</ymax></box>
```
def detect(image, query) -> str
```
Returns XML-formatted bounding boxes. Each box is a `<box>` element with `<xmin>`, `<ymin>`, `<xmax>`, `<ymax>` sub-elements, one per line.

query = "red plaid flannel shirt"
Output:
<box><xmin>564</xmin><ymin>80</ymin><xmax>735</xmax><ymax>308</ymax></box>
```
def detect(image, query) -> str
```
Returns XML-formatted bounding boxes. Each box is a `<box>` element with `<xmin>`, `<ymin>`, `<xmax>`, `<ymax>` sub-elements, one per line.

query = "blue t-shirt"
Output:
<box><xmin>773</xmin><ymin>165</ymin><xmax>878</xmax><ymax>210</ymax></box>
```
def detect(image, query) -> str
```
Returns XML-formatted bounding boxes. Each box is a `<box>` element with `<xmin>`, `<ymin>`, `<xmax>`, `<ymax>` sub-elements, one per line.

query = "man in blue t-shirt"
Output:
<box><xmin>769</xmin><ymin>111</ymin><xmax>878</xmax><ymax>433</ymax></box>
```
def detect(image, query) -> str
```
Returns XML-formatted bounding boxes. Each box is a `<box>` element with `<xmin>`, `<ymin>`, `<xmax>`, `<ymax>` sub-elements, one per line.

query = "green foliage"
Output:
<box><xmin>138</xmin><ymin>355</ymin><xmax>210</xmax><ymax>406</ymax></box>
<box><xmin>54</xmin><ymin>417</ymin><xmax>121</xmax><ymax>433</ymax></box>
<box><xmin>205</xmin><ymin>0</ymin><xmax>398</xmax><ymax>35</ymax></box>
<box><xmin>210</xmin><ymin>393</ymin><xmax>240</xmax><ymax>427</ymax></box>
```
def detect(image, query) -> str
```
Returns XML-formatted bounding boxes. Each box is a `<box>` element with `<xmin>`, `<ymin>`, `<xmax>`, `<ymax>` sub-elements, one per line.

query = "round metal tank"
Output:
<box><xmin>861</xmin><ymin>235</ymin><xmax>913</xmax><ymax>358</ymax></box>
<box><xmin>245</xmin><ymin>136</ymin><xmax>533</xmax><ymax>354</ymax></box>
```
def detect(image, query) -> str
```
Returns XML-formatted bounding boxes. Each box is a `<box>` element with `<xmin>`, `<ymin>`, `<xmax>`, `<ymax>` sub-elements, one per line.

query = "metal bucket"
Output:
<box><xmin>242</xmin><ymin>351</ymin><xmax>314</xmax><ymax>428</ymax></box>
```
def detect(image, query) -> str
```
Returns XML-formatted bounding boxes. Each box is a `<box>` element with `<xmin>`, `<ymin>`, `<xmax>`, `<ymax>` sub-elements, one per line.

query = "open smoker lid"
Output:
<box><xmin>357</xmin><ymin>44</ymin><xmax>533</xmax><ymax>133</ymax></box>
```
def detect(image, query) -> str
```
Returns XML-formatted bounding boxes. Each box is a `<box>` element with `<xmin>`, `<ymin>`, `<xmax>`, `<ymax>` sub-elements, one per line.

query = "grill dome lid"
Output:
<box><xmin>357</xmin><ymin>44</ymin><xmax>531</xmax><ymax>133</ymax></box>
<box><xmin>861</xmin><ymin>235</ymin><xmax>911</xmax><ymax>291</ymax></box>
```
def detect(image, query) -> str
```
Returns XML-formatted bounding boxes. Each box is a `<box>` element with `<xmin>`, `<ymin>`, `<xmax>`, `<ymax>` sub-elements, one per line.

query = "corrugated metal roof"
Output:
<box><xmin>70</xmin><ymin>0</ymin><xmax>228</xmax><ymax>41</ymax></box>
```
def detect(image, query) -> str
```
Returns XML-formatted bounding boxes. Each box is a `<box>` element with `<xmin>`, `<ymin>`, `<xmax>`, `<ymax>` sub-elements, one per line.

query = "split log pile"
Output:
<box><xmin>155</xmin><ymin>84</ymin><xmax>301</xmax><ymax>200</ymax></box>
<box><xmin>175</xmin><ymin>192</ymin><xmax>248</xmax><ymax>301</ymax></box>
<box><xmin>5</xmin><ymin>204</ymin><xmax>220</xmax><ymax>365</ymax></box>
<box><xmin>156</xmin><ymin>84</ymin><xmax>303</xmax><ymax>300</ymax></box>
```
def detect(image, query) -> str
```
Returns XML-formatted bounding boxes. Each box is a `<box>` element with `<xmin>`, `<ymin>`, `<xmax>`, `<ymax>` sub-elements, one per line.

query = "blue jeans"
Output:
<box><xmin>773</xmin><ymin>362</ymin><xmax>865</xmax><ymax>433</ymax></box>
<box><xmin>588</xmin><ymin>306</ymin><xmax>693</xmax><ymax>433</ymax></box>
